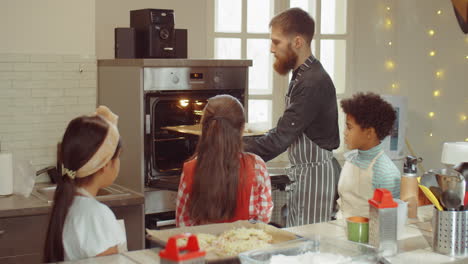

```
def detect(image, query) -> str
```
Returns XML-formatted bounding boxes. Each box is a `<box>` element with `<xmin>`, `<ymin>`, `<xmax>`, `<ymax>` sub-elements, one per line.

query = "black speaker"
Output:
<box><xmin>114</xmin><ymin>28</ymin><xmax>135</xmax><ymax>58</ymax></box>
<box><xmin>130</xmin><ymin>9</ymin><xmax>176</xmax><ymax>58</ymax></box>
<box><xmin>175</xmin><ymin>29</ymin><xmax>187</xmax><ymax>59</ymax></box>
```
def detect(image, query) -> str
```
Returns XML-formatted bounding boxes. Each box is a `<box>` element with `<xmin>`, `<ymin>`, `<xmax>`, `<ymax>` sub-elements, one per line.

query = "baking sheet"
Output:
<box><xmin>146</xmin><ymin>220</ymin><xmax>299</xmax><ymax>263</ymax></box>
<box><xmin>162</xmin><ymin>124</ymin><xmax>267</xmax><ymax>137</ymax></box>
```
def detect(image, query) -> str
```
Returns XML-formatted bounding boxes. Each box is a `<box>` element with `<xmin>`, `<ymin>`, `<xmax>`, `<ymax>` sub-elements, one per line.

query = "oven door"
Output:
<box><xmin>144</xmin><ymin>89</ymin><xmax>244</xmax><ymax>182</ymax></box>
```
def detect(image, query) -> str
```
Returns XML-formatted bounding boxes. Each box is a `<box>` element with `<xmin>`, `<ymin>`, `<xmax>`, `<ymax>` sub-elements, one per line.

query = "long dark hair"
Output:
<box><xmin>188</xmin><ymin>95</ymin><xmax>246</xmax><ymax>223</ymax></box>
<box><xmin>44</xmin><ymin>116</ymin><xmax>121</xmax><ymax>262</ymax></box>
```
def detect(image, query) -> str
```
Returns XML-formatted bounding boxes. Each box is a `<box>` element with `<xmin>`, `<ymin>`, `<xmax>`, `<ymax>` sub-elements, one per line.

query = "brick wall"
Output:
<box><xmin>0</xmin><ymin>54</ymin><xmax>97</xmax><ymax>182</ymax></box>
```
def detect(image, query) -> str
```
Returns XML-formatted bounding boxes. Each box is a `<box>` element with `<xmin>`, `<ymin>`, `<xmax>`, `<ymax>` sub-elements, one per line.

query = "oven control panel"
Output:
<box><xmin>143</xmin><ymin>67</ymin><xmax>247</xmax><ymax>91</ymax></box>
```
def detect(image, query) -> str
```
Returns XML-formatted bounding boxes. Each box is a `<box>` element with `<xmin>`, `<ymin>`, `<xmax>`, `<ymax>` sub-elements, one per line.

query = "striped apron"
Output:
<box><xmin>285</xmin><ymin>69</ymin><xmax>341</xmax><ymax>227</ymax></box>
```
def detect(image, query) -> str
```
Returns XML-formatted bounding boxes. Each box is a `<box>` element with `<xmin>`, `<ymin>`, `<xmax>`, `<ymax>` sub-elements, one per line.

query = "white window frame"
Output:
<box><xmin>206</xmin><ymin>0</ymin><xmax>354</xmax><ymax>160</ymax></box>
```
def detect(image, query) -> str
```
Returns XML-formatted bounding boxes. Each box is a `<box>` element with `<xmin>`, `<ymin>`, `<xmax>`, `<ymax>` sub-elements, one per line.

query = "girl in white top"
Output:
<box><xmin>44</xmin><ymin>106</ymin><xmax>126</xmax><ymax>262</ymax></box>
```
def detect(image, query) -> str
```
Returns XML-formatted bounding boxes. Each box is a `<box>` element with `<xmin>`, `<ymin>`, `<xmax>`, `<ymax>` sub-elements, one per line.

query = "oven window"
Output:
<box><xmin>152</xmin><ymin>98</ymin><xmax>207</xmax><ymax>173</ymax></box>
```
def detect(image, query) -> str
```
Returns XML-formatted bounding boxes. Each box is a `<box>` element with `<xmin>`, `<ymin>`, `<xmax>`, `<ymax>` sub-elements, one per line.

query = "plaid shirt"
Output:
<box><xmin>176</xmin><ymin>153</ymin><xmax>273</xmax><ymax>227</ymax></box>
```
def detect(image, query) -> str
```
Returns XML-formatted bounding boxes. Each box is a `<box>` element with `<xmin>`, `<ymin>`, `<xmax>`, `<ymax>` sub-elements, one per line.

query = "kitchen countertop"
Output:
<box><xmin>0</xmin><ymin>183</ymin><xmax>144</xmax><ymax>218</ymax></box>
<box><xmin>59</xmin><ymin>205</ymin><xmax>467</xmax><ymax>264</ymax></box>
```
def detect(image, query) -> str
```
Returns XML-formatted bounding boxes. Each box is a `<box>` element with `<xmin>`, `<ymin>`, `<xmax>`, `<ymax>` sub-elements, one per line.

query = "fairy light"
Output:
<box><xmin>391</xmin><ymin>83</ymin><xmax>398</xmax><ymax>89</ymax></box>
<box><xmin>465</xmin><ymin>55</ymin><xmax>468</xmax><ymax>59</ymax></box>
<box><xmin>461</xmin><ymin>114</ymin><xmax>467</xmax><ymax>121</ymax></box>
<box><xmin>428</xmin><ymin>29</ymin><xmax>435</xmax><ymax>36</ymax></box>
<box><xmin>437</xmin><ymin>10</ymin><xmax>442</xmax><ymax>15</ymax></box>
<box><xmin>435</xmin><ymin>70</ymin><xmax>444</xmax><ymax>79</ymax></box>
<box><xmin>385</xmin><ymin>60</ymin><xmax>395</xmax><ymax>70</ymax></box>
<box><xmin>429</xmin><ymin>50</ymin><xmax>436</xmax><ymax>57</ymax></box>
<box><xmin>388</xmin><ymin>41</ymin><xmax>392</xmax><ymax>46</ymax></box>
<box><xmin>385</xmin><ymin>19</ymin><xmax>392</xmax><ymax>29</ymax></box>
<box><xmin>386</xmin><ymin>7</ymin><xmax>391</xmax><ymax>11</ymax></box>
<box><xmin>465</xmin><ymin>138</ymin><xmax>468</xmax><ymax>142</ymax></box>
<box><xmin>433</xmin><ymin>90</ymin><xmax>440</xmax><ymax>97</ymax></box>
<box><xmin>430</xmin><ymin>133</ymin><xmax>433</xmax><ymax>137</ymax></box>
<box><xmin>428</xmin><ymin>112</ymin><xmax>435</xmax><ymax>118</ymax></box>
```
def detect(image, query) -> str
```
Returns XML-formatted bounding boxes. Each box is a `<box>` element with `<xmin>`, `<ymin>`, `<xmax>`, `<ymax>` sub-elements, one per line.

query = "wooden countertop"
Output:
<box><xmin>0</xmin><ymin>183</ymin><xmax>144</xmax><ymax>218</ymax></box>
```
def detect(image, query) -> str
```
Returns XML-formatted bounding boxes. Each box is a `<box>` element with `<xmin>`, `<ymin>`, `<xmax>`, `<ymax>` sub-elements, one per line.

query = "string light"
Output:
<box><xmin>435</xmin><ymin>70</ymin><xmax>444</xmax><ymax>79</ymax></box>
<box><xmin>385</xmin><ymin>60</ymin><xmax>395</xmax><ymax>70</ymax></box>
<box><xmin>428</xmin><ymin>112</ymin><xmax>435</xmax><ymax>118</ymax></box>
<box><xmin>428</xmin><ymin>29</ymin><xmax>435</xmax><ymax>36</ymax></box>
<box><xmin>429</xmin><ymin>50</ymin><xmax>436</xmax><ymax>57</ymax></box>
<box><xmin>465</xmin><ymin>55</ymin><xmax>468</xmax><ymax>60</ymax></box>
<box><xmin>461</xmin><ymin>114</ymin><xmax>467</xmax><ymax>121</ymax></box>
<box><xmin>386</xmin><ymin>7</ymin><xmax>391</xmax><ymax>11</ymax></box>
<box><xmin>433</xmin><ymin>90</ymin><xmax>441</xmax><ymax>97</ymax></box>
<box><xmin>430</xmin><ymin>133</ymin><xmax>433</xmax><ymax>137</ymax></box>
<box><xmin>385</xmin><ymin>19</ymin><xmax>392</xmax><ymax>29</ymax></box>
<box><xmin>437</xmin><ymin>10</ymin><xmax>442</xmax><ymax>15</ymax></box>
<box><xmin>388</xmin><ymin>41</ymin><xmax>392</xmax><ymax>46</ymax></box>
<box><xmin>391</xmin><ymin>83</ymin><xmax>398</xmax><ymax>89</ymax></box>
<box><xmin>465</xmin><ymin>138</ymin><xmax>468</xmax><ymax>142</ymax></box>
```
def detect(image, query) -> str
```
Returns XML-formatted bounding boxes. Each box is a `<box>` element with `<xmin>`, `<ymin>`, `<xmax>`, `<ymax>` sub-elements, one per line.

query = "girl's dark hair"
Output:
<box><xmin>44</xmin><ymin>115</ymin><xmax>121</xmax><ymax>262</ymax></box>
<box><xmin>269</xmin><ymin>7</ymin><xmax>315</xmax><ymax>44</ymax></box>
<box><xmin>340</xmin><ymin>92</ymin><xmax>397</xmax><ymax>140</ymax></box>
<box><xmin>188</xmin><ymin>95</ymin><xmax>246</xmax><ymax>223</ymax></box>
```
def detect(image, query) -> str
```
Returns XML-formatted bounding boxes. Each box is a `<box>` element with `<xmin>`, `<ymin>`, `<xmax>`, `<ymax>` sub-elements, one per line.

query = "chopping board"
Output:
<box><xmin>162</xmin><ymin>124</ymin><xmax>267</xmax><ymax>137</ymax></box>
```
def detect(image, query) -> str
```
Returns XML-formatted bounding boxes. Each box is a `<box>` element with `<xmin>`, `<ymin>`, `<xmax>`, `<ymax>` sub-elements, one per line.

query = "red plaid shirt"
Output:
<box><xmin>176</xmin><ymin>153</ymin><xmax>273</xmax><ymax>227</ymax></box>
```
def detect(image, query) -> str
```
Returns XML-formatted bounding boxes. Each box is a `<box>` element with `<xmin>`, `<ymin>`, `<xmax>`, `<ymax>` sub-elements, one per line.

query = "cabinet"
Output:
<box><xmin>0</xmin><ymin>204</ymin><xmax>143</xmax><ymax>263</ymax></box>
<box><xmin>0</xmin><ymin>214</ymin><xmax>48</xmax><ymax>263</ymax></box>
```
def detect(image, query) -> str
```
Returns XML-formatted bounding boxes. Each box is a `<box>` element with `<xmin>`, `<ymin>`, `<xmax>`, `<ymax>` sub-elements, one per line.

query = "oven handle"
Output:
<box><xmin>157</xmin><ymin>219</ymin><xmax>176</xmax><ymax>227</ymax></box>
<box><xmin>146</xmin><ymin>114</ymin><xmax>151</xmax><ymax>134</ymax></box>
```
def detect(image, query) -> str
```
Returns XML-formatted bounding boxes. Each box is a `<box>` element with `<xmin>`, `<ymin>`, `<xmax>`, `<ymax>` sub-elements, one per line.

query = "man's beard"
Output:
<box><xmin>273</xmin><ymin>44</ymin><xmax>298</xmax><ymax>75</ymax></box>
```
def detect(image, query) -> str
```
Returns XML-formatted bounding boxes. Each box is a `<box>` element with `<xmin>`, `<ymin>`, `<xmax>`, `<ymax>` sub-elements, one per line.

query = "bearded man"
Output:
<box><xmin>244</xmin><ymin>8</ymin><xmax>341</xmax><ymax>227</ymax></box>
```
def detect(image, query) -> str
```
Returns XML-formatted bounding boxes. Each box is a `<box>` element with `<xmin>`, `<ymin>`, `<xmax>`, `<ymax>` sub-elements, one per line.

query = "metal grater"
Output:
<box><xmin>368</xmin><ymin>188</ymin><xmax>398</xmax><ymax>257</ymax></box>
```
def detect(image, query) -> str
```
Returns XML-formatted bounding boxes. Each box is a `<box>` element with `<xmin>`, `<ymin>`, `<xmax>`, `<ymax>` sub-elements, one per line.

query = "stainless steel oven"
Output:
<box><xmin>143</xmin><ymin>67</ymin><xmax>247</xmax><ymax>188</ymax></box>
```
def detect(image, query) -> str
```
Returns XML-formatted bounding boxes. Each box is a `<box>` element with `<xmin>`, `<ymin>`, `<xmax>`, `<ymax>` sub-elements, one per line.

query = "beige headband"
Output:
<box><xmin>71</xmin><ymin>105</ymin><xmax>120</xmax><ymax>179</ymax></box>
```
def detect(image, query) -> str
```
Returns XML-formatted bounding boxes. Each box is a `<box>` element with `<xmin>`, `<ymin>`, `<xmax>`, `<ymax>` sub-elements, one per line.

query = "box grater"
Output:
<box><xmin>368</xmin><ymin>188</ymin><xmax>398</xmax><ymax>257</ymax></box>
<box><xmin>432</xmin><ymin>207</ymin><xmax>468</xmax><ymax>257</ymax></box>
<box><xmin>159</xmin><ymin>234</ymin><xmax>206</xmax><ymax>264</ymax></box>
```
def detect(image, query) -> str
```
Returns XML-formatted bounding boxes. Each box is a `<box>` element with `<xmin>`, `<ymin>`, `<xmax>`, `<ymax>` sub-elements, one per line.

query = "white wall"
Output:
<box><xmin>95</xmin><ymin>0</ymin><xmax>208</xmax><ymax>59</ymax></box>
<box><xmin>0</xmin><ymin>0</ymin><xmax>95</xmax><ymax>55</ymax></box>
<box><xmin>352</xmin><ymin>0</ymin><xmax>468</xmax><ymax>169</ymax></box>
<box><xmin>0</xmin><ymin>0</ymin><xmax>96</xmax><ymax>182</ymax></box>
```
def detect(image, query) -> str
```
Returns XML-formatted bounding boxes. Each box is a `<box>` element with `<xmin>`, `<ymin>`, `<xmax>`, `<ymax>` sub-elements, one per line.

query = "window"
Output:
<box><xmin>290</xmin><ymin>0</ymin><xmax>350</xmax><ymax>155</ymax></box>
<box><xmin>209</xmin><ymin>0</ymin><xmax>351</xmax><ymax>157</ymax></box>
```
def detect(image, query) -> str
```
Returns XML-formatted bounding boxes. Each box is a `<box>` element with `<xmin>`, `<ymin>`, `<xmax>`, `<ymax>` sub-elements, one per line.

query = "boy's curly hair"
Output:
<box><xmin>340</xmin><ymin>92</ymin><xmax>397</xmax><ymax>140</ymax></box>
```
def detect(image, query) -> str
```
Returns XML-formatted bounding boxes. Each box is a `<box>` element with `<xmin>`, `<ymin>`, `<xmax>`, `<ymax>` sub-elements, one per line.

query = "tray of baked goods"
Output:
<box><xmin>162</xmin><ymin>123</ymin><xmax>267</xmax><ymax>137</ymax></box>
<box><xmin>146</xmin><ymin>220</ymin><xmax>299</xmax><ymax>263</ymax></box>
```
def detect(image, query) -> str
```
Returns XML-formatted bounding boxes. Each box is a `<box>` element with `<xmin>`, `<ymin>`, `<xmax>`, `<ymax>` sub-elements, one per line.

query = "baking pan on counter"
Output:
<box><xmin>239</xmin><ymin>236</ymin><xmax>380</xmax><ymax>264</ymax></box>
<box><xmin>146</xmin><ymin>220</ymin><xmax>299</xmax><ymax>263</ymax></box>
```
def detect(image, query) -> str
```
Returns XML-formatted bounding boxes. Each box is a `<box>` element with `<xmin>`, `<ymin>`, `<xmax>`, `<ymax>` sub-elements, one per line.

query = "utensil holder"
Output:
<box><xmin>432</xmin><ymin>208</ymin><xmax>468</xmax><ymax>257</ymax></box>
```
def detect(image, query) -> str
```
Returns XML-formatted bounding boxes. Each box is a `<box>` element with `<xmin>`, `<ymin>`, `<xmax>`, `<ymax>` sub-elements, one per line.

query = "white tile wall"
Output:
<box><xmin>0</xmin><ymin>53</ymin><xmax>97</xmax><ymax>182</ymax></box>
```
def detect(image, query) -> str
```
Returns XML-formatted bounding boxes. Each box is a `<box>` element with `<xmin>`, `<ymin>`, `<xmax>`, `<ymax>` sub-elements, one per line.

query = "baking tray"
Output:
<box><xmin>162</xmin><ymin>124</ymin><xmax>266</xmax><ymax>137</ymax></box>
<box><xmin>146</xmin><ymin>220</ymin><xmax>299</xmax><ymax>263</ymax></box>
<box><xmin>239</xmin><ymin>236</ymin><xmax>380</xmax><ymax>264</ymax></box>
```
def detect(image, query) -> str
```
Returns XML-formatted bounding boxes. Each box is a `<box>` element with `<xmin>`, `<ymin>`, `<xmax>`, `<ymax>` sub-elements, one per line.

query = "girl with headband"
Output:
<box><xmin>44</xmin><ymin>106</ymin><xmax>125</xmax><ymax>262</ymax></box>
<box><xmin>176</xmin><ymin>95</ymin><xmax>273</xmax><ymax>226</ymax></box>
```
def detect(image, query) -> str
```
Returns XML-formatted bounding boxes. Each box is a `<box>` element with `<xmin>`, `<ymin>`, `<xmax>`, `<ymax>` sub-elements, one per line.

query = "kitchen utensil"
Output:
<box><xmin>368</xmin><ymin>189</ymin><xmax>398</xmax><ymax>257</ymax></box>
<box><xmin>429</xmin><ymin>186</ymin><xmax>443</xmax><ymax>204</ymax></box>
<box><xmin>418</xmin><ymin>183</ymin><xmax>443</xmax><ymax>211</ymax></box>
<box><xmin>420</xmin><ymin>170</ymin><xmax>439</xmax><ymax>189</ymax></box>
<box><xmin>436</xmin><ymin>170</ymin><xmax>465</xmax><ymax>206</ymax></box>
<box><xmin>432</xmin><ymin>208</ymin><xmax>468</xmax><ymax>257</ymax></box>
<box><xmin>441</xmin><ymin>190</ymin><xmax>462</xmax><ymax>211</ymax></box>
<box><xmin>159</xmin><ymin>234</ymin><xmax>206</xmax><ymax>264</ymax></box>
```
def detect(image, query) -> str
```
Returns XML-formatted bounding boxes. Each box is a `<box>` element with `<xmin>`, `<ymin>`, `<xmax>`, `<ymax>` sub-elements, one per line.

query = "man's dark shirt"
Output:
<box><xmin>244</xmin><ymin>56</ymin><xmax>340</xmax><ymax>162</ymax></box>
